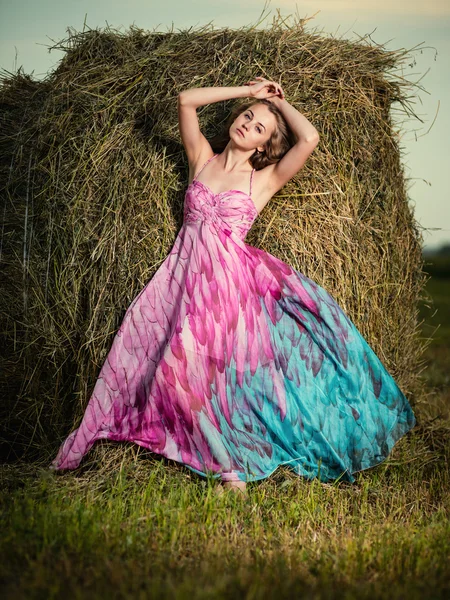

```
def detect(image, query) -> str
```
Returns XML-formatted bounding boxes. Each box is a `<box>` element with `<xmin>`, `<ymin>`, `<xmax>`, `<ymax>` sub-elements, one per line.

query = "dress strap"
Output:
<box><xmin>249</xmin><ymin>167</ymin><xmax>255</xmax><ymax>197</ymax></box>
<box><xmin>193</xmin><ymin>153</ymin><xmax>218</xmax><ymax>181</ymax></box>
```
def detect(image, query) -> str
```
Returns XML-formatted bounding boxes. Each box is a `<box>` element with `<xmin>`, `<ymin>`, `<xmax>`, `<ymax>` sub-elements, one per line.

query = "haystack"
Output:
<box><xmin>0</xmin><ymin>14</ymin><xmax>429</xmax><ymax>465</ymax></box>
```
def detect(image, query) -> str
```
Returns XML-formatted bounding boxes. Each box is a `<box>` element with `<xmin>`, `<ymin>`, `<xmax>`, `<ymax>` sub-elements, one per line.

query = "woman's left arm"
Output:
<box><xmin>262</xmin><ymin>95</ymin><xmax>320</xmax><ymax>195</ymax></box>
<box><xmin>270</xmin><ymin>96</ymin><xmax>319</xmax><ymax>143</ymax></box>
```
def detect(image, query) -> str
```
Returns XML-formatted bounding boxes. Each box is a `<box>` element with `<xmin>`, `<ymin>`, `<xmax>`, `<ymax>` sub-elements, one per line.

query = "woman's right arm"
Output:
<box><xmin>179</xmin><ymin>85</ymin><xmax>251</xmax><ymax>108</ymax></box>
<box><xmin>177</xmin><ymin>86</ymin><xmax>251</xmax><ymax>178</ymax></box>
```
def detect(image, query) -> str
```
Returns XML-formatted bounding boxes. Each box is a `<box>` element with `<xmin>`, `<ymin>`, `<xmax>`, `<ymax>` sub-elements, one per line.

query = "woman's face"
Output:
<box><xmin>231</xmin><ymin>104</ymin><xmax>277</xmax><ymax>152</ymax></box>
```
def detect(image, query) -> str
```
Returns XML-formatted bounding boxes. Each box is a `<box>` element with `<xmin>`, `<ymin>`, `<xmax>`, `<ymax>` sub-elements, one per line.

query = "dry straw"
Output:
<box><xmin>0</xmin><ymin>13</ymin><xmax>433</xmax><ymax>469</ymax></box>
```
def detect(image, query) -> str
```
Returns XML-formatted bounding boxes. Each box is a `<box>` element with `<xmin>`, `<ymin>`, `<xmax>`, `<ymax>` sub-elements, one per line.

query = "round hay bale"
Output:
<box><xmin>0</xmin><ymin>15</ymin><xmax>428</xmax><ymax>464</ymax></box>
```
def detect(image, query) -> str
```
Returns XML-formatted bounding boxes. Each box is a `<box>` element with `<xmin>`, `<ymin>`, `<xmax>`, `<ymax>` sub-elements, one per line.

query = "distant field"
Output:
<box><xmin>418</xmin><ymin>257</ymin><xmax>450</xmax><ymax>414</ymax></box>
<box><xmin>420</xmin><ymin>276</ymin><xmax>450</xmax><ymax>343</ymax></box>
<box><xmin>422</xmin><ymin>253</ymin><xmax>450</xmax><ymax>279</ymax></box>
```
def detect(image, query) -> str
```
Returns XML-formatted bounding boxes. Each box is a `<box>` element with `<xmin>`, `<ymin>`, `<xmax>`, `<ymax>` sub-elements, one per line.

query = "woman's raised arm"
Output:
<box><xmin>177</xmin><ymin>85</ymin><xmax>251</xmax><ymax>174</ymax></box>
<box><xmin>178</xmin><ymin>85</ymin><xmax>251</xmax><ymax>109</ymax></box>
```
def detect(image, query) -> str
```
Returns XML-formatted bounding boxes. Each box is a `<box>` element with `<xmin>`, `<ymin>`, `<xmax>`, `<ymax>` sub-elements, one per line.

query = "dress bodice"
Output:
<box><xmin>183</xmin><ymin>154</ymin><xmax>259</xmax><ymax>240</ymax></box>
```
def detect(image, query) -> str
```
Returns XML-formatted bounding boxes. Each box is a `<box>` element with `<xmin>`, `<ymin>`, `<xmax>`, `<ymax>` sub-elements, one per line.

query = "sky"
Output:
<box><xmin>1</xmin><ymin>0</ymin><xmax>449</xmax><ymax>251</ymax></box>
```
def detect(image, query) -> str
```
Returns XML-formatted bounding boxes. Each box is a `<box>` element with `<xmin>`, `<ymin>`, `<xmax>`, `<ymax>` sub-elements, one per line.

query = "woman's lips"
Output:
<box><xmin>237</xmin><ymin>129</ymin><xmax>244</xmax><ymax>137</ymax></box>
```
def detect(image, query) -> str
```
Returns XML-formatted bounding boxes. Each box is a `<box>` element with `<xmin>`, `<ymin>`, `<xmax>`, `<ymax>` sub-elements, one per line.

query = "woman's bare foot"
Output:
<box><xmin>223</xmin><ymin>480</ymin><xmax>247</xmax><ymax>497</ymax></box>
<box><xmin>213</xmin><ymin>481</ymin><xmax>247</xmax><ymax>498</ymax></box>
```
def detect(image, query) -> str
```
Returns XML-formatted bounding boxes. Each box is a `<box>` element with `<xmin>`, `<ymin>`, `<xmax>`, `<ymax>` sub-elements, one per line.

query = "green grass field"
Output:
<box><xmin>1</xmin><ymin>264</ymin><xmax>449</xmax><ymax>599</ymax></box>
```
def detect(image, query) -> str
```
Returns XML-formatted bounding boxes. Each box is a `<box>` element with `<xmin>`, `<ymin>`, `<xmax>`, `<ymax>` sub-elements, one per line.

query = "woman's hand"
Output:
<box><xmin>244</xmin><ymin>76</ymin><xmax>285</xmax><ymax>100</ymax></box>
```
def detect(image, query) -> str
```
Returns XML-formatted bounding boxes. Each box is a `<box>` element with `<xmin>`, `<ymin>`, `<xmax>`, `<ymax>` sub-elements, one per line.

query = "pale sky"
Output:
<box><xmin>1</xmin><ymin>0</ymin><xmax>448</xmax><ymax>250</ymax></box>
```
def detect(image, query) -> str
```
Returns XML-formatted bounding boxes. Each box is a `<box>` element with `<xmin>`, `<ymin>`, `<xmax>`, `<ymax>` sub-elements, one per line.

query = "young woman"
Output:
<box><xmin>50</xmin><ymin>78</ymin><xmax>416</xmax><ymax>498</ymax></box>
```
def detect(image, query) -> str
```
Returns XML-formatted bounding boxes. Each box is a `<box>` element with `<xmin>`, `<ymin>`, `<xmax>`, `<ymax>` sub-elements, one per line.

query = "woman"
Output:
<box><xmin>50</xmin><ymin>78</ymin><xmax>416</xmax><ymax>498</ymax></box>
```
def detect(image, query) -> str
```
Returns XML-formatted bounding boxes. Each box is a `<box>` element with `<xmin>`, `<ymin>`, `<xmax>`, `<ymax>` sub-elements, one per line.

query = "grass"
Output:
<box><xmin>1</xmin><ymin>267</ymin><xmax>449</xmax><ymax>599</ymax></box>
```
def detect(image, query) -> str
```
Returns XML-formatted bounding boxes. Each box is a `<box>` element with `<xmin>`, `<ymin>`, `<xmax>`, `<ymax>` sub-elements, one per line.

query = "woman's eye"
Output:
<box><xmin>244</xmin><ymin>114</ymin><xmax>261</xmax><ymax>133</ymax></box>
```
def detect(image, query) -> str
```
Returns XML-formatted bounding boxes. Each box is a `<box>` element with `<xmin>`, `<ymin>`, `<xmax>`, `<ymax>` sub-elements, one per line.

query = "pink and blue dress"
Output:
<box><xmin>50</xmin><ymin>154</ymin><xmax>416</xmax><ymax>483</ymax></box>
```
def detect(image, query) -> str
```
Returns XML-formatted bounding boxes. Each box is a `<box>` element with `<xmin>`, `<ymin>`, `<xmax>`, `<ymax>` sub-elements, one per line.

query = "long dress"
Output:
<box><xmin>49</xmin><ymin>153</ymin><xmax>416</xmax><ymax>483</ymax></box>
